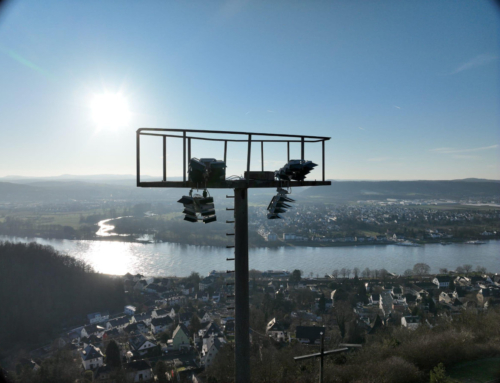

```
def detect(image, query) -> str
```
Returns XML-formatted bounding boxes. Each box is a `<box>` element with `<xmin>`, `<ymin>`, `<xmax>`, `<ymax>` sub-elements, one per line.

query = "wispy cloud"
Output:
<box><xmin>368</xmin><ymin>157</ymin><xmax>391</xmax><ymax>162</ymax></box>
<box><xmin>358</xmin><ymin>127</ymin><xmax>365</xmax><ymax>131</ymax></box>
<box><xmin>430</xmin><ymin>145</ymin><xmax>498</xmax><ymax>154</ymax></box>
<box><xmin>393</xmin><ymin>105</ymin><xmax>401</xmax><ymax>109</ymax></box>
<box><xmin>452</xmin><ymin>155</ymin><xmax>479</xmax><ymax>159</ymax></box>
<box><xmin>450</xmin><ymin>54</ymin><xmax>498</xmax><ymax>75</ymax></box>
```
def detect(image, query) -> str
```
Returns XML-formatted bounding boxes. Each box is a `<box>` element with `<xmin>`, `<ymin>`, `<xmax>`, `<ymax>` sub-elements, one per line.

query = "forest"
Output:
<box><xmin>0</xmin><ymin>242</ymin><xmax>125</xmax><ymax>357</ymax></box>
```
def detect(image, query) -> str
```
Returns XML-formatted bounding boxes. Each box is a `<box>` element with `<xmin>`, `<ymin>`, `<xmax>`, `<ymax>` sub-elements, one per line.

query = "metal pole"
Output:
<box><xmin>322</xmin><ymin>140</ymin><xmax>325</xmax><ymax>182</ymax></box>
<box><xmin>224</xmin><ymin>140</ymin><xmax>227</xmax><ymax>164</ymax></box>
<box><xmin>287</xmin><ymin>142</ymin><xmax>290</xmax><ymax>162</ymax></box>
<box><xmin>234</xmin><ymin>188</ymin><xmax>250</xmax><ymax>383</ymax></box>
<box><xmin>163</xmin><ymin>136</ymin><xmax>167</xmax><ymax>182</ymax></box>
<box><xmin>261</xmin><ymin>141</ymin><xmax>264</xmax><ymax>172</ymax></box>
<box><xmin>183</xmin><ymin>131</ymin><xmax>186</xmax><ymax>183</ymax></box>
<box><xmin>301</xmin><ymin>136</ymin><xmax>305</xmax><ymax>160</ymax></box>
<box><xmin>188</xmin><ymin>138</ymin><xmax>191</xmax><ymax>164</ymax></box>
<box><xmin>136</xmin><ymin>131</ymin><xmax>140</xmax><ymax>186</ymax></box>
<box><xmin>319</xmin><ymin>332</ymin><xmax>324</xmax><ymax>383</ymax></box>
<box><xmin>247</xmin><ymin>134</ymin><xmax>252</xmax><ymax>179</ymax></box>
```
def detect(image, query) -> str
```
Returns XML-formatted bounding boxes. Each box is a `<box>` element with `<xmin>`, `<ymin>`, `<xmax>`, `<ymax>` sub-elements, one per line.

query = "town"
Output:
<box><xmin>9</xmin><ymin>263</ymin><xmax>500</xmax><ymax>382</ymax></box>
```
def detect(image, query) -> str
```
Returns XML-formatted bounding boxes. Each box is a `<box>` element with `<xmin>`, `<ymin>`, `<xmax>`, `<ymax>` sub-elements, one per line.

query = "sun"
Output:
<box><xmin>90</xmin><ymin>93</ymin><xmax>131</xmax><ymax>129</ymax></box>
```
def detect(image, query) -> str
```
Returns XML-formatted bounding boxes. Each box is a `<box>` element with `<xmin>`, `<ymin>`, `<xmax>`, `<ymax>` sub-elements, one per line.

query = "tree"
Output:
<box><xmin>439</xmin><ymin>268</ymin><xmax>448</xmax><ymax>274</ymax></box>
<box><xmin>189</xmin><ymin>313</ymin><xmax>201</xmax><ymax>335</ymax></box>
<box><xmin>333</xmin><ymin>301</ymin><xmax>353</xmax><ymax>339</ymax></box>
<box><xmin>346</xmin><ymin>269</ymin><xmax>351</xmax><ymax>279</ymax></box>
<box><xmin>361</xmin><ymin>268</ymin><xmax>370</xmax><ymax>278</ymax></box>
<box><xmin>404</xmin><ymin>269</ymin><xmax>413</xmax><ymax>277</ymax></box>
<box><xmin>289</xmin><ymin>269</ymin><xmax>302</xmax><ymax>283</ymax></box>
<box><xmin>318</xmin><ymin>293</ymin><xmax>326</xmax><ymax>313</ymax></box>
<box><xmin>476</xmin><ymin>265</ymin><xmax>487</xmax><ymax>274</ymax></box>
<box><xmin>413</xmin><ymin>263</ymin><xmax>431</xmax><ymax>276</ymax></box>
<box><xmin>105</xmin><ymin>340</ymin><xmax>121</xmax><ymax>369</ymax></box>
<box><xmin>463</xmin><ymin>264</ymin><xmax>473</xmax><ymax>275</ymax></box>
<box><xmin>340</xmin><ymin>268</ymin><xmax>347</xmax><ymax>278</ymax></box>
<box><xmin>429</xmin><ymin>363</ymin><xmax>454</xmax><ymax>383</ymax></box>
<box><xmin>155</xmin><ymin>361</ymin><xmax>169</xmax><ymax>383</ymax></box>
<box><xmin>332</xmin><ymin>269</ymin><xmax>339</xmax><ymax>279</ymax></box>
<box><xmin>456</xmin><ymin>266</ymin><xmax>465</xmax><ymax>274</ymax></box>
<box><xmin>353</xmin><ymin>267</ymin><xmax>360</xmax><ymax>278</ymax></box>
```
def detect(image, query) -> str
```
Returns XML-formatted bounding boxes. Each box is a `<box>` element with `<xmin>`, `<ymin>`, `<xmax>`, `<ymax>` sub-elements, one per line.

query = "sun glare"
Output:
<box><xmin>90</xmin><ymin>93</ymin><xmax>131</xmax><ymax>128</ymax></box>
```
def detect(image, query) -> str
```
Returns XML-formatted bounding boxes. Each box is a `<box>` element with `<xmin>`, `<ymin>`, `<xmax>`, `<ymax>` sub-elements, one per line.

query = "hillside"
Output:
<box><xmin>299</xmin><ymin>180</ymin><xmax>500</xmax><ymax>202</ymax></box>
<box><xmin>0</xmin><ymin>242</ymin><xmax>125</xmax><ymax>356</ymax></box>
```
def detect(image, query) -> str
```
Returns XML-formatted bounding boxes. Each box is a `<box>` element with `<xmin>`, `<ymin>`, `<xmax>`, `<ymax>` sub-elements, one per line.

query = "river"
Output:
<box><xmin>1</xmin><ymin>235</ymin><xmax>499</xmax><ymax>277</ymax></box>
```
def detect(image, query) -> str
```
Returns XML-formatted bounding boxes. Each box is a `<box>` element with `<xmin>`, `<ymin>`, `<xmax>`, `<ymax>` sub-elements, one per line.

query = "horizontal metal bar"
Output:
<box><xmin>226</xmin><ymin>295</ymin><xmax>235</xmax><ymax>298</ymax></box>
<box><xmin>226</xmin><ymin>208</ymin><xmax>235</xmax><ymax>210</ymax></box>
<box><xmin>227</xmin><ymin>270</ymin><xmax>235</xmax><ymax>273</ymax></box>
<box><xmin>339</xmin><ymin>343</ymin><xmax>362</xmax><ymax>348</ymax></box>
<box><xmin>226</xmin><ymin>195</ymin><xmax>235</xmax><ymax>198</ymax></box>
<box><xmin>294</xmin><ymin>348</ymin><xmax>348</xmax><ymax>361</ymax></box>
<box><xmin>227</xmin><ymin>258</ymin><xmax>235</xmax><ymax>261</ymax></box>
<box><xmin>226</xmin><ymin>282</ymin><xmax>235</xmax><ymax>285</ymax></box>
<box><xmin>226</xmin><ymin>245</ymin><xmax>235</xmax><ymax>248</ymax></box>
<box><xmin>226</xmin><ymin>233</ymin><xmax>235</xmax><ymax>236</ymax></box>
<box><xmin>138</xmin><ymin>180</ymin><xmax>331</xmax><ymax>189</ymax></box>
<box><xmin>138</xmin><ymin>127</ymin><xmax>331</xmax><ymax>141</ymax></box>
<box><xmin>227</xmin><ymin>307</ymin><xmax>235</xmax><ymax>310</ymax></box>
<box><xmin>226</xmin><ymin>221</ymin><xmax>235</xmax><ymax>224</ymax></box>
<box><xmin>140</xmin><ymin>132</ymin><xmax>324</xmax><ymax>143</ymax></box>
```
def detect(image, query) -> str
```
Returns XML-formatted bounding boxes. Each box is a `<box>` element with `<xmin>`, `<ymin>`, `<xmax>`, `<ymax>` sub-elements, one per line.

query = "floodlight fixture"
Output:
<box><xmin>267</xmin><ymin>187</ymin><xmax>296</xmax><ymax>219</ymax></box>
<box><xmin>177</xmin><ymin>191</ymin><xmax>217</xmax><ymax>223</ymax></box>
<box><xmin>275</xmin><ymin>159</ymin><xmax>318</xmax><ymax>181</ymax></box>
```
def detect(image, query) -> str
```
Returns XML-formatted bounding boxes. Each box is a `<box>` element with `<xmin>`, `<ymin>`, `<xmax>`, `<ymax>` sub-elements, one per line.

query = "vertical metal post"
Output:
<box><xmin>234</xmin><ymin>188</ymin><xmax>250</xmax><ymax>383</ymax></box>
<box><xmin>188</xmin><ymin>138</ymin><xmax>191</xmax><ymax>164</ymax></box>
<box><xmin>183</xmin><ymin>132</ymin><xmax>186</xmax><ymax>183</ymax></box>
<box><xmin>224</xmin><ymin>140</ymin><xmax>227</xmax><ymax>164</ymax></box>
<box><xmin>319</xmin><ymin>332</ymin><xmax>324</xmax><ymax>383</ymax></box>
<box><xmin>163</xmin><ymin>136</ymin><xmax>167</xmax><ymax>182</ymax></box>
<box><xmin>287</xmin><ymin>142</ymin><xmax>290</xmax><ymax>162</ymax></box>
<box><xmin>322</xmin><ymin>140</ymin><xmax>325</xmax><ymax>182</ymax></box>
<box><xmin>261</xmin><ymin>141</ymin><xmax>264</xmax><ymax>172</ymax></box>
<box><xmin>136</xmin><ymin>131</ymin><xmax>140</xmax><ymax>187</ymax></box>
<box><xmin>301</xmin><ymin>136</ymin><xmax>305</xmax><ymax>160</ymax></box>
<box><xmin>246</xmin><ymin>134</ymin><xmax>252</xmax><ymax>179</ymax></box>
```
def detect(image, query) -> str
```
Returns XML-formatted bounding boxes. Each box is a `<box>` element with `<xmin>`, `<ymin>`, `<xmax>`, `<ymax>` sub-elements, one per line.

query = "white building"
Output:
<box><xmin>124</xmin><ymin>305</ymin><xmax>137</xmax><ymax>316</ymax></box>
<box><xmin>80</xmin><ymin>344</ymin><xmax>104</xmax><ymax>370</ymax></box>
<box><xmin>401</xmin><ymin>316</ymin><xmax>420</xmax><ymax>330</ymax></box>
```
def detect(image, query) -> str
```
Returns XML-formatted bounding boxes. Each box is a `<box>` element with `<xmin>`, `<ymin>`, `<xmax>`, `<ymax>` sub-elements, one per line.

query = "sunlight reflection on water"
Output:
<box><xmin>1</xmin><ymin>236</ymin><xmax>499</xmax><ymax>277</ymax></box>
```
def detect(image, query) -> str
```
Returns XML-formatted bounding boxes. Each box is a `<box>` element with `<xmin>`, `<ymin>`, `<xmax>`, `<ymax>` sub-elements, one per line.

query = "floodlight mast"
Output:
<box><xmin>136</xmin><ymin>128</ymin><xmax>331</xmax><ymax>383</ymax></box>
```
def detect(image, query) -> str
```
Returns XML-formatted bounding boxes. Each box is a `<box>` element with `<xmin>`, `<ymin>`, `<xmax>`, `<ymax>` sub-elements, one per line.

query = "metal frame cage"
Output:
<box><xmin>136</xmin><ymin>128</ymin><xmax>331</xmax><ymax>189</ymax></box>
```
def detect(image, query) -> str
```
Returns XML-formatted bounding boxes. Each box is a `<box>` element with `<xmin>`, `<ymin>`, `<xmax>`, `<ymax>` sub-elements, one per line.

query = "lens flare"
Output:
<box><xmin>91</xmin><ymin>93</ymin><xmax>131</xmax><ymax>128</ymax></box>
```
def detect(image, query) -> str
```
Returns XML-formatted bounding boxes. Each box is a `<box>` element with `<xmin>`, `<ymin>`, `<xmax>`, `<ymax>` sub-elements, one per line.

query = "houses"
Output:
<box><xmin>132</xmin><ymin>312</ymin><xmax>152</xmax><ymax>326</ymax></box>
<box><xmin>106</xmin><ymin>316</ymin><xmax>130</xmax><ymax>332</ymax></box>
<box><xmin>124</xmin><ymin>305</ymin><xmax>137</xmax><ymax>316</ymax></box>
<box><xmin>201</xmin><ymin>336</ymin><xmax>223</xmax><ymax>368</ymax></box>
<box><xmin>87</xmin><ymin>311</ymin><xmax>109</xmax><ymax>324</ymax></box>
<box><xmin>433</xmin><ymin>276</ymin><xmax>453</xmax><ymax>289</ymax></box>
<box><xmin>129</xmin><ymin>334</ymin><xmax>157</xmax><ymax>356</ymax></box>
<box><xmin>199</xmin><ymin>322</ymin><xmax>225</xmax><ymax>346</ymax></box>
<box><xmin>369</xmin><ymin>293</ymin><xmax>380</xmax><ymax>305</ymax></box>
<box><xmin>171</xmin><ymin>324</ymin><xmax>190</xmax><ymax>351</ymax></box>
<box><xmin>150</xmin><ymin>316</ymin><xmax>174</xmax><ymax>334</ymax></box>
<box><xmin>401</xmin><ymin>316</ymin><xmax>420</xmax><ymax>330</ymax></box>
<box><xmin>80</xmin><ymin>344</ymin><xmax>104</xmax><ymax>370</ymax></box>
<box><xmin>295</xmin><ymin>326</ymin><xmax>326</xmax><ymax>344</ymax></box>
<box><xmin>125</xmin><ymin>360</ymin><xmax>153</xmax><ymax>382</ymax></box>
<box><xmin>199</xmin><ymin>277</ymin><xmax>215</xmax><ymax>292</ymax></box>
<box><xmin>81</xmin><ymin>324</ymin><xmax>105</xmax><ymax>338</ymax></box>
<box><xmin>266</xmin><ymin>318</ymin><xmax>286</xmax><ymax>341</ymax></box>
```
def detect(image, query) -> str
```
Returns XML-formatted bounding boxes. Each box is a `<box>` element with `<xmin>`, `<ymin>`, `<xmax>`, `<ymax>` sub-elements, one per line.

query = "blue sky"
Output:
<box><xmin>0</xmin><ymin>0</ymin><xmax>498</xmax><ymax>180</ymax></box>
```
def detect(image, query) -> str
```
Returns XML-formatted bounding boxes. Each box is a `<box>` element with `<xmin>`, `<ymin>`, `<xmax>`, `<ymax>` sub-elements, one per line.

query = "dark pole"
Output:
<box><xmin>287</xmin><ymin>142</ymin><xmax>290</xmax><ymax>162</ymax></box>
<box><xmin>319</xmin><ymin>332</ymin><xmax>324</xmax><ymax>383</ymax></box>
<box><xmin>301</xmin><ymin>136</ymin><xmax>305</xmax><ymax>160</ymax></box>
<box><xmin>163</xmin><ymin>136</ymin><xmax>167</xmax><ymax>182</ymax></box>
<box><xmin>234</xmin><ymin>187</ymin><xmax>250</xmax><ymax>383</ymax></box>
<box><xmin>224</xmin><ymin>140</ymin><xmax>227</xmax><ymax>164</ymax></box>
<box><xmin>247</xmin><ymin>134</ymin><xmax>252</xmax><ymax>179</ymax></box>
<box><xmin>183</xmin><ymin>131</ymin><xmax>186</xmax><ymax>183</ymax></box>
<box><xmin>322</xmin><ymin>140</ymin><xmax>325</xmax><ymax>182</ymax></box>
<box><xmin>188</xmin><ymin>138</ymin><xmax>191</xmax><ymax>164</ymax></box>
<box><xmin>261</xmin><ymin>141</ymin><xmax>264</xmax><ymax>172</ymax></box>
<box><xmin>136</xmin><ymin>131</ymin><xmax>140</xmax><ymax>187</ymax></box>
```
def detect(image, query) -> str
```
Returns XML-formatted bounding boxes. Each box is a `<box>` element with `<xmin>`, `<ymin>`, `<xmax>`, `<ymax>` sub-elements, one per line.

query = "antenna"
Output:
<box><xmin>136</xmin><ymin>128</ymin><xmax>331</xmax><ymax>383</ymax></box>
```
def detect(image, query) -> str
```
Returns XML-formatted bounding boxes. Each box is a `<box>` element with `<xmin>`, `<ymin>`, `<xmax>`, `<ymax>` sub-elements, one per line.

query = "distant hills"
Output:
<box><xmin>0</xmin><ymin>176</ymin><xmax>498</xmax><ymax>204</ymax></box>
<box><xmin>300</xmin><ymin>180</ymin><xmax>500</xmax><ymax>202</ymax></box>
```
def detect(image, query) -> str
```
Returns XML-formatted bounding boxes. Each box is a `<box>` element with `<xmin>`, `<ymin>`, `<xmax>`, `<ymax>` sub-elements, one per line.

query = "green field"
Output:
<box><xmin>448</xmin><ymin>358</ymin><xmax>500</xmax><ymax>382</ymax></box>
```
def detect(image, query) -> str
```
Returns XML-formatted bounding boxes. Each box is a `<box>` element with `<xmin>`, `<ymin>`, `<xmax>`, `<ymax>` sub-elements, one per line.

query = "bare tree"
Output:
<box><xmin>332</xmin><ymin>269</ymin><xmax>339</xmax><ymax>279</ymax></box>
<box><xmin>403</xmin><ymin>269</ymin><xmax>413</xmax><ymax>277</ymax></box>
<box><xmin>413</xmin><ymin>263</ymin><xmax>431</xmax><ymax>276</ymax></box>
<box><xmin>346</xmin><ymin>269</ymin><xmax>351</xmax><ymax>279</ymax></box>
<box><xmin>463</xmin><ymin>264</ymin><xmax>473</xmax><ymax>275</ymax></box>
<box><xmin>353</xmin><ymin>267</ymin><xmax>360</xmax><ymax>278</ymax></box>
<box><xmin>476</xmin><ymin>265</ymin><xmax>487</xmax><ymax>274</ymax></box>
<box><xmin>340</xmin><ymin>268</ymin><xmax>347</xmax><ymax>278</ymax></box>
<box><xmin>456</xmin><ymin>266</ymin><xmax>465</xmax><ymax>274</ymax></box>
<box><xmin>439</xmin><ymin>268</ymin><xmax>448</xmax><ymax>274</ymax></box>
<box><xmin>332</xmin><ymin>301</ymin><xmax>353</xmax><ymax>340</ymax></box>
<box><xmin>362</xmin><ymin>267</ymin><xmax>371</xmax><ymax>278</ymax></box>
<box><xmin>379</xmin><ymin>269</ymin><xmax>388</xmax><ymax>280</ymax></box>
<box><xmin>373</xmin><ymin>269</ymin><xmax>380</xmax><ymax>278</ymax></box>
